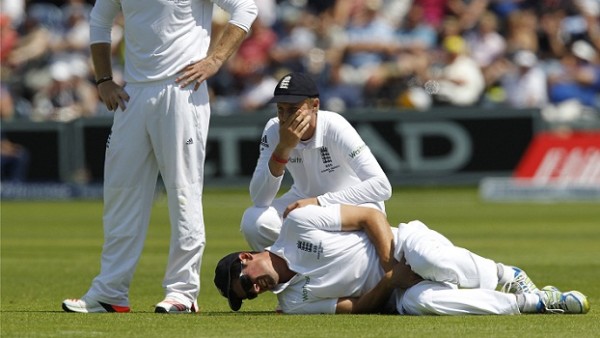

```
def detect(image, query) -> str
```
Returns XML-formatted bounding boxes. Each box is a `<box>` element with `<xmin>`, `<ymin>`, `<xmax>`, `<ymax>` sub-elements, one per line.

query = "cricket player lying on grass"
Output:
<box><xmin>215</xmin><ymin>204</ymin><xmax>590</xmax><ymax>315</ymax></box>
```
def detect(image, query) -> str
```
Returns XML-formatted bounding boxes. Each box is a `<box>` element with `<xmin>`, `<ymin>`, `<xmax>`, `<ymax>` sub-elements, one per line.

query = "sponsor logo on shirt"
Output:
<box><xmin>302</xmin><ymin>276</ymin><xmax>310</xmax><ymax>301</ymax></box>
<box><xmin>289</xmin><ymin>157</ymin><xmax>302</xmax><ymax>164</ymax></box>
<box><xmin>349</xmin><ymin>144</ymin><xmax>366</xmax><ymax>159</ymax></box>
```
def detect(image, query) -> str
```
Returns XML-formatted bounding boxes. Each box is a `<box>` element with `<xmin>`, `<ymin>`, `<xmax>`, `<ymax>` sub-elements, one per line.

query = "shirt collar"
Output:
<box><xmin>295</xmin><ymin>110</ymin><xmax>323</xmax><ymax>150</ymax></box>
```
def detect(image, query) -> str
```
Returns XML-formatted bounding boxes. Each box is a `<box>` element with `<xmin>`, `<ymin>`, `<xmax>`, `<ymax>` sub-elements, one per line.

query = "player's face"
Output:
<box><xmin>231</xmin><ymin>255</ymin><xmax>278</xmax><ymax>300</ymax></box>
<box><xmin>231</xmin><ymin>269</ymin><xmax>258</xmax><ymax>301</ymax></box>
<box><xmin>277</xmin><ymin>98</ymin><xmax>319</xmax><ymax>140</ymax></box>
<box><xmin>276</xmin><ymin>100</ymin><xmax>309</xmax><ymax>123</ymax></box>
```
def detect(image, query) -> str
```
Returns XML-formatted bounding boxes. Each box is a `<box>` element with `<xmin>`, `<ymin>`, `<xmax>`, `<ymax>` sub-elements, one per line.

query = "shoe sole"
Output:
<box><xmin>155</xmin><ymin>301</ymin><xmax>198</xmax><ymax>314</ymax></box>
<box><xmin>62</xmin><ymin>301</ymin><xmax>130</xmax><ymax>313</ymax></box>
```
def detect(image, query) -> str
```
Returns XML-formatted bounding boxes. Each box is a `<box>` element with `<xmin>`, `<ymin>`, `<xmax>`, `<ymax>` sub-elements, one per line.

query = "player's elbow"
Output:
<box><xmin>374</xmin><ymin>176</ymin><xmax>392</xmax><ymax>201</ymax></box>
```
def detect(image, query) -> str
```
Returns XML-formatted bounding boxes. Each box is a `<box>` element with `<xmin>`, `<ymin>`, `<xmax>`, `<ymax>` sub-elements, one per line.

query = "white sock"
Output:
<box><xmin>497</xmin><ymin>263</ymin><xmax>515</xmax><ymax>284</ymax></box>
<box><xmin>517</xmin><ymin>293</ymin><xmax>542</xmax><ymax>313</ymax></box>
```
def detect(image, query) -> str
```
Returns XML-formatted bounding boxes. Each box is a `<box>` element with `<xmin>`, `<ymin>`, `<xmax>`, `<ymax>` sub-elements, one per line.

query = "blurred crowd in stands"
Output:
<box><xmin>1</xmin><ymin>0</ymin><xmax>599</xmax><ymax>124</ymax></box>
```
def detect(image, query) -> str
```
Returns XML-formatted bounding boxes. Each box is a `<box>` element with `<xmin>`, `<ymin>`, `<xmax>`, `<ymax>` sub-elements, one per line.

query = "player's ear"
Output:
<box><xmin>312</xmin><ymin>98</ymin><xmax>320</xmax><ymax>111</ymax></box>
<box><xmin>239</xmin><ymin>252</ymin><xmax>254</xmax><ymax>262</ymax></box>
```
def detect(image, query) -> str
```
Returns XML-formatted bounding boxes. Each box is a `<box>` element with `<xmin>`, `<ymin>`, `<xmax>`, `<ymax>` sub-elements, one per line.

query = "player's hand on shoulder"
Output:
<box><xmin>283</xmin><ymin>197</ymin><xmax>320</xmax><ymax>218</ymax></box>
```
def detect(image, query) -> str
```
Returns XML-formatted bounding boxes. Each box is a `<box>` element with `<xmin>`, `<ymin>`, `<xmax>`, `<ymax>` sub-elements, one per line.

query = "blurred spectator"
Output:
<box><xmin>465</xmin><ymin>10</ymin><xmax>507</xmax><ymax>101</ymax></box>
<box><xmin>1</xmin><ymin>85</ymin><xmax>29</xmax><ymax>182</ymax></box>
<box><xmin>544</xmin><ymin>40</ymin><xmax>600</xmax><ymax>122</ymax></box>
<box><xmin>428</xmin><ymin>35</ymin><xmax>486</xmax><ymax>106</ymax></box>
<box><xmin>573</xmin><ymin>0</ymin><xmax>600</xmax><ymax>51</ymax></box>
<box><xmin>270</xmin><ymin>6</ymin><xmax>318</xmax><ymax>73</ymax></box>
<box><xmin>0</xmin><ymin>14</ymin><xmax>18</xmax><ymax>64</ymax></box>
<box><xmin>53</xmin><ymin>1</ymin><xmax>92</xmax><ymax>58</ymax></box>
<box><xmin>466</xmin><ymin>11</ymin><xmax>506</xmax><ymax>69</ymax></box>
<box><xmin>1</xmin><ymin>0</ymin><xmax>598</xmax><ymax>117</ymax></box>
<box><xmin>31</xmin><ymin>58</ymin><xmax>97</xmax><ymax>121</ymax></box>
<box><xmin>212</xmin><ymin>18</ymin><xmax>278</xmax><ymax>114</ymax></box>
<box><xmin>500</xmin><ymin>50</ymin><xmax>549</xmax><ymax>109</ymax></box>
<box><xmin>5</xmin><ymin>14</ymin><xmax>52</xmax><ymax>71</ymax></box>
<box><xmin>538</xmin><ymin>8</ymin><xmax>568</xmax><ymax>58</ymax></box>
<box><xmin>0</xmin><ymin>0</ymin><xmax>26</xmax><ymax>28</ymax></box>
<box><xmin>415</xmin><ymin>0</ymin><xmax>450</xmax><ymax>29</ymax></box>
<box><xmin>335</xmin><ymin>0</ymin><xmax>395</xmax><ymax>86</ymax></box>
<box><xmin>446</xmin><ymin>0</ymin><xmax>490</xmax><ymax>31</ymax></box>
<box><xmin>505</xmin><ymin>8</ymin><xmax>539</xmax><ymax>54</ymax></box>
<box><xmin>364</xmin><ymin>1</ymin><xmax>437</xmax><ymax>107</ymax></box>
<box><xmin>0</xmin><ymin>132</ymin><xmax>30</xmax><ymax>182</ymax></box>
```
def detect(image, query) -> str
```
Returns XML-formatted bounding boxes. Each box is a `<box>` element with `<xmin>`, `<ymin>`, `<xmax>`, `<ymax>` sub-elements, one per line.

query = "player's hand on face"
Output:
<box><xmin>176</xmin><ymin>57</ymin><xmax>221</xmax><ymax>91</ymax></box>
<box><xmin>283</xmin><ymin>197</ymin><xmax>320</xmax><ymax>218</ymax></box>
<box><xmin>278</xmin><ymin>106</ymin><xmax>311</xmax><ymax>148</ymax></box>
<box><xmin>98</xmin><ymin>81</ymin><xmax>130</xmax><ymax>111</ymax></box>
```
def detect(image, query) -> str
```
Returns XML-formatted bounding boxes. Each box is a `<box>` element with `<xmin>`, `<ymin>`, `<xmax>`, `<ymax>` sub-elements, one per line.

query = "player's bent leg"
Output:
<box><xmin>398</xmin><ymin>281</ymin><xmax>521</xmax><ymax>315</ymax></box>
<box><xmin>240</xmin><ymin>206</ymin><xmax>282</xmax><ymax>251</ymax></box>
<box><xmin>399</xmin><ymin>221</ymin><xmax>498</xmax><ymax>290</ymax></box>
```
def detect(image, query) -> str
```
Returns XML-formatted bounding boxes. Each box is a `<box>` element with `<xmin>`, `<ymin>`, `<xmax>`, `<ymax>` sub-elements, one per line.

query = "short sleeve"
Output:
<box><xmin>285</xmin><ymin>204</ymin><xmax>342</xmax><ymax>232</ymax></box>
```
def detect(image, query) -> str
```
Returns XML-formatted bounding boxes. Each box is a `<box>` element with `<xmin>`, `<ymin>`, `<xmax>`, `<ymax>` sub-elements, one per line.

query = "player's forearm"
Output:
<box><xmin>361</xmin><ymin>210</ymin><xmax>395</xmax><ymax>272</ymax></box>
<box><xmin>339</xmin><ymin>206</ymin><xmax>395</xmax><ymax>272</ymax></box>
<box><xmin>206</xmin><ymin>23</ymin><xmax>248</xmax><ymax>68</ymax></box>
<box><xmin>249</xmin><ymin>158</ymin><xmax>284</xmax><ymax>206</ymax></box>
<box><xmin>90</xmin><ymin>43</ymin><xmax>113</xmax><ymax>80</ymax></box>
<box><xmin>339</xmin><ymin>271</ymin><xmax>396</xmax><ymax>314</ymax></box>
<box><xmin>317</xmin><ymin>175</ymin><xmax>391</xmax><ymax>207</ymax></box>
<box><xmin>268</xmin><ymin>145</ymin><xmax>292</xmax><ymax>177</ymax></box>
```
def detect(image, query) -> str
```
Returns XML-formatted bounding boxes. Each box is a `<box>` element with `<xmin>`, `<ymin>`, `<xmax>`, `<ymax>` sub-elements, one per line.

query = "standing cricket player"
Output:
<box><xmin>62</xmin><ymin>0</ymin><xmax>258</xmax><ymax>313</ymax></box>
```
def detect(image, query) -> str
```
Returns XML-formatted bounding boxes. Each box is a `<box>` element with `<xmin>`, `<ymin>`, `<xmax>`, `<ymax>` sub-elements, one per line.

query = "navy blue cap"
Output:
<box><xmin>269</xmin><ymin>72</ymin><xmax>319</xmax><ymax>103</ymax></box>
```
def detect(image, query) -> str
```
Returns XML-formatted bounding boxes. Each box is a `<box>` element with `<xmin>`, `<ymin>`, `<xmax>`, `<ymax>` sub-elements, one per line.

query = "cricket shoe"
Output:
<box><xmin>155</xmin><ymin>299</ymin><xmax>199</xmax><ymax>314</ymax></box>
<box><xmin>62</xmin><ymin>298</ymin><xmax>130</xmax><ymax>313</ymax></box>
<box><xmin>500</xmin><ymin>266</ymin><xmax>539</xmax><ymax>294</ymax></box>
<box><xmin>537</xmin><ymin>287</ymin><xmax>590</xmax><ymax>314</ymax></box>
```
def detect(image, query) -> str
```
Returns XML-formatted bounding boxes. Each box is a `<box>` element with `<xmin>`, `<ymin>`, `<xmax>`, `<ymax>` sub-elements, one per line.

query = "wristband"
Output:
<box><xmin>271</xmin><ymin>153</ymin><xmax>288</xmax><ymax>164</ymax></box>
<box><xmin>96</xmin><ymin>76</ymin><xmax>113</xmax><ymax>86</ymax></box>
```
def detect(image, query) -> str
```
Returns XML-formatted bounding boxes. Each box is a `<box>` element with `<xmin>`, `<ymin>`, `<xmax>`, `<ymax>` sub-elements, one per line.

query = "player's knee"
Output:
<box><xmin>240</xmin><ymin>206</ymin><xmax>282</xmax><ymax>251</ymax></box>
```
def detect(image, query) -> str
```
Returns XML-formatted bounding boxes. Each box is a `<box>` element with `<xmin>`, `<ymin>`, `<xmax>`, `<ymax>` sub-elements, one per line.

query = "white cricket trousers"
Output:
<box><xmin>240</xmin><ymin>190</ymin><xmax>304</xmax><ymax>251</ymax></box>
<box><xmin>394</xmin><ymin>221</ymin><xmax>521</xmax><ymax>315</ymax></box>
<box><xmin>85</xmin><ymin>77</ymin><xmax>209</xmax><ymax>308</ymax></box>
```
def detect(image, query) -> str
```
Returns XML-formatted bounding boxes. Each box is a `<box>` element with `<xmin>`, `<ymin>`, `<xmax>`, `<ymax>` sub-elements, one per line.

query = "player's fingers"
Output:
<box><xmin>283</xmin><ymin>203</ymin><xmax>298</xmax><ymax>218</ymax></box>
<box><xmin>117</xmin><ymin>98</ymin><xmax>127</xmax><ymax>111</ymax></box>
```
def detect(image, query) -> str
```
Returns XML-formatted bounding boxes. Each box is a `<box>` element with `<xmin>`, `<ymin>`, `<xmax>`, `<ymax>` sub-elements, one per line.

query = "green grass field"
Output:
<box><xmin>1</xmin><ymin>187</ymin><xmax>599</xmax><ymax>337</ymax></box>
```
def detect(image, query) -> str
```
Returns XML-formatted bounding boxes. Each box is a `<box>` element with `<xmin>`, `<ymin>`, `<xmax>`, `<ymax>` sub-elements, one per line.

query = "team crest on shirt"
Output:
<box><xmin>319</xmin><ymin>147</ymin><xmax>340</xmax><ymax>173</ymax></box>
<box><xmin>297</xmin><ymin>240</ymin><xmax>324</xmax><ymax>259</ymax></box>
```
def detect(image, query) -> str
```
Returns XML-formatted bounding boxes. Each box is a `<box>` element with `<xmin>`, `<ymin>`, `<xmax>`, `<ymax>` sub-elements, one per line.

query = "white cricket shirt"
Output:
<box><xmin>268</xmin><ymin>204</ymin><xmax>396</xmax><ymax>314</ymax></box>
<box><xmin>249</xmin><ymin>110</ymin><xmax>391</xmax><ymax>210</ymax></box>
<box><xmin>89</xmin><ymin>0</ymin><xmax>257</xmax><ymax>83</ymax></box>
